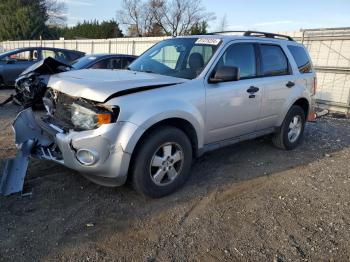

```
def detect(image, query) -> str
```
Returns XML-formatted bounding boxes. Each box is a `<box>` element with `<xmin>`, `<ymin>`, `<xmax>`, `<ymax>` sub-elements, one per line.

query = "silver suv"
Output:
<box><xmin>11</xmin><ymin>31</ymin><xmax>316</xmax><ymax>197</ymax></box>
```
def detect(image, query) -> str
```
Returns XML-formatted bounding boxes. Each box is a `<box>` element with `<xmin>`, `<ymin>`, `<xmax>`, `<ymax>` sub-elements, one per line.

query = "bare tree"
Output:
<box><xmin>217</xmin><ymin>14</ymin><xmax>228</xmax><ymax>32</ymax></box>
<box><xmin>150</xmin><ymin>0</ymin><xmax>215</xmax><ymax>36</ymax></box>
<box><xmin>45</xmin><ymin>0</ymin><xmax>67</xmax><ymax>26</ymax></box>
<box><xmin>117</xmin><ymin>0</ymin><xmax>155</xmax><ymax>36</ymax></box>
<box><xmin>117</xmin><ymin>0</ymin><xmax>215</xmax><ymax>36</ymax></box>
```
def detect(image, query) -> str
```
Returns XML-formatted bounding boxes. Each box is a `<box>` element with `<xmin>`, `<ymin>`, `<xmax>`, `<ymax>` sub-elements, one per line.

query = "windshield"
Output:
<box><xmin>129</xmin><ymin>38</ymin><xmax>221</xmax><ymax>80</ymax></box>
<box><xmin>71</xmin><ymin>55</ymin><xmax>98</xmax><ymax>69</ymax></box>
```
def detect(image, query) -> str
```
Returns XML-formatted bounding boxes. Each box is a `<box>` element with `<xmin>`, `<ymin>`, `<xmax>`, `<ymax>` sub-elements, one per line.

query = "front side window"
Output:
<box><xmin>124</xmin><ymin>57</ymin><xmax>136</xmax><ymax>68</ymax></box>
<box><xmin>91</xmin><ymin>58</ymin><xmax>123</xmax><ymax>69</ymax></box>
<box><xmin>288</xmin><ymin>45</ymin><xmax>313</xmax><ymax>73</ymax></box>
<box><xmin>215</xmin><ymin>43</ymin><xmax>257</xmax><ymax>79</ymax></box>
<box><xmin>129</xmin><ymin>38</ymin><xmax>221</xmax><ymax>80</ymax></box>
<box><xmin>91</xmin><ymin>59</ymin><xmax>108</xmax><ymax>69</ymax></box>
<box><xmin>260</xmin><ymin>44</ymin><xmax>289</xmax><ymax>76</ymax></box>
<box><xmin>108</xmin><ymin>58</ymin><xmax>123</xmax><ymax>69</ymax></box>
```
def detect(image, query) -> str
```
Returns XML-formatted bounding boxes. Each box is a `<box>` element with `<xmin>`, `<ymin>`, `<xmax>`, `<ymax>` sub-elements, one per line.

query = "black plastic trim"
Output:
<box><xmin>103</xmin><ymin>83</ymin><xmax>181</xmax><ymax>102</ymax></box>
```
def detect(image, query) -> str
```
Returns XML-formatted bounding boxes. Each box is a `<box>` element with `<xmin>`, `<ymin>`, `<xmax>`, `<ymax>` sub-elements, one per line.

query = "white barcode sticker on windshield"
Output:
<box><xmin>195</xmin><ymin>38</ymin><xmax>221</xmax><ymax>45</ymax></box>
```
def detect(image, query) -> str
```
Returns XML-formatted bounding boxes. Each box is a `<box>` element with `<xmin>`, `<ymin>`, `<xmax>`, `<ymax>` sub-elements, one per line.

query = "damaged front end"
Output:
<box><xmin>1</xmin><ymin>58</ymin><xmax>72</xmax><ymax>195</ymax></box>
<box><xmin>1</xmin><ymin>85</ymin><xmax>132</xmax><ymax>195</ymax></box>
<box><xmin>13</xmin><ymin>57</ymin><xmax>71</xmax><ymax>108</ymax></box>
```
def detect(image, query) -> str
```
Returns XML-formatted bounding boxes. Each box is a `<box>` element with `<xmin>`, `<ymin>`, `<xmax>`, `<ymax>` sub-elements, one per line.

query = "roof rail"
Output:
<box><xmin>205</xmin><ymin>31</ymin><xmax>246</xmax><ymax>35</ymax></box>
<box><xmin>205</xmin><ymin>30</ymin><xmax>294</xmax><ymax>41</ymax></box>
<box><xmin>243</xmin><ymin>31</ymin><xmax>294</xmax><ymax>41</ymax></box>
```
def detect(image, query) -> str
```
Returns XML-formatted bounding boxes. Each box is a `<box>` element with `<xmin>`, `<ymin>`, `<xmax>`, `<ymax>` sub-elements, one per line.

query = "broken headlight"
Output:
<box><xmin>71</xmin><ymin>103</ymin><xmax>113</xmax><ymax>130</ymax></box>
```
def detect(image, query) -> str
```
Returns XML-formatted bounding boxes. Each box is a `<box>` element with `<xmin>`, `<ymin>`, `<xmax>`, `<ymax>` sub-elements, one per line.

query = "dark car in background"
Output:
<box><xmin>0</xmin><ymin>47</ymin><xmax>85</xmax><ymax>87</ymax></box>
<box><xmin>71</xmin><ymin>54</ymin><xmax>137</xmax><ymax>70</ymax></box>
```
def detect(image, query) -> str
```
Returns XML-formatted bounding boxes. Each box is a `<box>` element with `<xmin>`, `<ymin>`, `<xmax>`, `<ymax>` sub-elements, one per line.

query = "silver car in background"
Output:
<box><xmin>10</xmin><ymin>31</ymin><xmax>317</xmax><ymax>197</ymax></box>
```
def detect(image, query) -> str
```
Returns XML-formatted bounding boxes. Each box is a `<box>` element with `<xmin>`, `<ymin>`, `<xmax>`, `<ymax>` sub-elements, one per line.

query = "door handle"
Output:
<box><xmin>247</xmin><ymin>86</ymin><xmax>259</xmax><ymax>94</ymax></box>
<box><xmin>286</xmin><ymin>81</ymin><xmax>295</xmax><ymax>88</ymax></box>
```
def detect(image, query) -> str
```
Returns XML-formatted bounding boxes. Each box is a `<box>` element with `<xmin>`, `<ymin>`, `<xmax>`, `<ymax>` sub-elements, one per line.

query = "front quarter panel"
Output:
<box><xmin>105</xmin><ymin>80</ymin><xmax>206</xmax><ymax>153</ymax></box>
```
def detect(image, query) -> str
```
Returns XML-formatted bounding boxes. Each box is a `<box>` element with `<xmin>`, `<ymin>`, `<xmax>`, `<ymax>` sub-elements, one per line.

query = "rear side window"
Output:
<box><xmin>288</xmin><ymin>45</ymin><xmax>312</xmax><ymax>73</ymax></box>
<box><xmin>260</xmin><ymin>44</ymin><xmax>289</xmax><ymax>76</ymax></box>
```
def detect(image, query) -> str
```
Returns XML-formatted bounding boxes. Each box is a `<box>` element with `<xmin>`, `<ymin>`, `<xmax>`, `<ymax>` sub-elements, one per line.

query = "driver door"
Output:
<box><xmin>205</xmin><ymin>42</ymin><xmax>262</xmax><ymax>143</ymax></box>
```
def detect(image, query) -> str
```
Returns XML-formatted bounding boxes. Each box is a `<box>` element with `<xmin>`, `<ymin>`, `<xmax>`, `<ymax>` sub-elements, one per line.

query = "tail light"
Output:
<box><xmin>312</xmin><ymin>77</ymin><xmax>317</xmax><ymax>95</ymax></box>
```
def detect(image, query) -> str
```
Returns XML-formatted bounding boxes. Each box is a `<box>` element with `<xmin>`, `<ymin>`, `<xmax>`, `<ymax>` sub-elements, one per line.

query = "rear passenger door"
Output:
<box><xmin>256</xmin><ymin>43</ymin><xmax>295</xmax><ymax>130</ymax></box>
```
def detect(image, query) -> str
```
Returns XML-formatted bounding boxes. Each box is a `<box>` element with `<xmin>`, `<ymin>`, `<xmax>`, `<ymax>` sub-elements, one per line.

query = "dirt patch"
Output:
<box><xmin>1</xmin><ymin>90</ymin><xmax>350</xmax><ymax>261</ymax></box>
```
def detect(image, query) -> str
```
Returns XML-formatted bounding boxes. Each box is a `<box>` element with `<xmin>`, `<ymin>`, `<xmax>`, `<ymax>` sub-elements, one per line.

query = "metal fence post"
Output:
<box><xmin>301</xmin><ymin>29</ymin><xmax>306</xmax><ymax>45</ymax></box>
<box><xmin>132</xmin><ymin>40</ymin><xmax>136</xmax><ymax>55</ymax></box>
<box><xmin>91</xmin><ymin>41</ymin><xmax>94</xmax><ymax>54</ymax></box>
<box><xmin>108</xmin><ymin>40</ymin><xmax>111</xmax><ymax>53</ymax></box>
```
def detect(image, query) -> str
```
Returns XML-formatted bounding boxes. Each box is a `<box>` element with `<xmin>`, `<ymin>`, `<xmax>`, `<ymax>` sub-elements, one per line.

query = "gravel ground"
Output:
<box><xmin>0</xmin><ymin>89</ymin><xmax>350</xmax><ymax>262</ymax></box>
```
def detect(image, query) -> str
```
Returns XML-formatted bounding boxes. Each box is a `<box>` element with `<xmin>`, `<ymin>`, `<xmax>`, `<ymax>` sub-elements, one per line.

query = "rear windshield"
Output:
<box><xmin>288</xmin><ymin>45</ymin><xmax>313</xmax><ymax>73</ymax></box>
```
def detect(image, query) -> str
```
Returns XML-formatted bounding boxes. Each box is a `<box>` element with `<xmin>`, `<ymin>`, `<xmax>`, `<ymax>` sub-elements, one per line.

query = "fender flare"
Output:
<box><xmin>122</xmin><ymin>110</ymin><xmax>204</xmax><ymax>155</ymax></box>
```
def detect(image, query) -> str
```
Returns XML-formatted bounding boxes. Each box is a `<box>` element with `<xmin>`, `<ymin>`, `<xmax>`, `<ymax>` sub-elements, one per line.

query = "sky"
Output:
<box><xmin>63</xmin><ymin>0</ymin><xmax>350</xmax><ymax>32</ymax></box>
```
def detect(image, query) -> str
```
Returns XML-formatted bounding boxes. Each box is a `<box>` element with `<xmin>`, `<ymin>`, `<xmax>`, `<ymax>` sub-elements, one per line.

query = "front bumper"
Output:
<box><xmin>14</xmin><ymin>108</ymin><xmax>140</xmax><ymax>187</ymax></box>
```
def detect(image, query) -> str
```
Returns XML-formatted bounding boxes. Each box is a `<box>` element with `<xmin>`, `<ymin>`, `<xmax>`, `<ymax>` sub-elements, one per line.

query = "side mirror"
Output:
<box><xmin>209</xmin><ymin>66</ymin><xmax>240</xmax><ymax>83</ymax></box>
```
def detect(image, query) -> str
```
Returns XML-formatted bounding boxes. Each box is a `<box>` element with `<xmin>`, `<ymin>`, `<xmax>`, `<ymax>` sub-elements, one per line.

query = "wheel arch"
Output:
<box><xmin>126</xmin><ymin>117</ymin><xmax>200</xmax><ymax>182</ymax></box>
<box><xmin>131</xmin><ymin>117</ymin><xmax>200</xmax><ymax>160</ymax></box>
<box><xmin>292</xmin><ymin>97</ymin><xmax>309</xmax><ymax>118</ymax></box>
<box><xmin>277</xmin><ymin>96</ymin><xmax>311</xmax><ymax>126</ymax></box>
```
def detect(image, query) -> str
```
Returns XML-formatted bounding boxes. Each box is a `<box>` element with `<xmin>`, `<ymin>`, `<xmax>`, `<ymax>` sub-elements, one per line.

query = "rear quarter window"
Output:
<box><xmin>287</xmin><ymin>45</ymin><xmax>313</xmax><ymax>73</ymax></box>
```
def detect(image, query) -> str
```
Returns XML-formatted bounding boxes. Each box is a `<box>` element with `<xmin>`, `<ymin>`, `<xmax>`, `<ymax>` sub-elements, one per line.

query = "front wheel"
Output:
<box><xmin>272</xmin><ymin>105</ymin><xmax>306</xmax><ymax>150</ymax></box>
<box><xmin>131</xmin><ymin>126</ymin><xmax>193</xmax><ymax>198</ymax></box>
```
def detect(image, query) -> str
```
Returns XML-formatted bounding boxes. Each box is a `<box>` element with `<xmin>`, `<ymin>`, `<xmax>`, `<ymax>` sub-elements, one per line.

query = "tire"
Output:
<box><xmin>131</xmin><ymin>126</ymin><xmax>193</xmax><ymax>198</ymax></box>
<box><xmin>272</xmin><ymin>105</ymin><xmax>306</xmax><ymax>150</ymax></box>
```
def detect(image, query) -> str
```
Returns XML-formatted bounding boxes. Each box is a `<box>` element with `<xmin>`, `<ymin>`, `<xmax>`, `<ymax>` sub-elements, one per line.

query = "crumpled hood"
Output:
<box><xmin>48</xmin><ymin>69</ymin><xmax>186</xmax><ymax>102</ymax></box>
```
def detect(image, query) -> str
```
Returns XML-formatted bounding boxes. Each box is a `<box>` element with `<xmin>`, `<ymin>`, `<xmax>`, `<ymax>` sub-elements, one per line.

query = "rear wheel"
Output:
<box><xmin>131</xmin><ymin>126</ymin><xmax>193</xmax><ymax>198</ymax></box>
<box><xmin>272</xmin><ymin>105</ymin><xmax>306</xmax><ymax>150</ymax></box>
